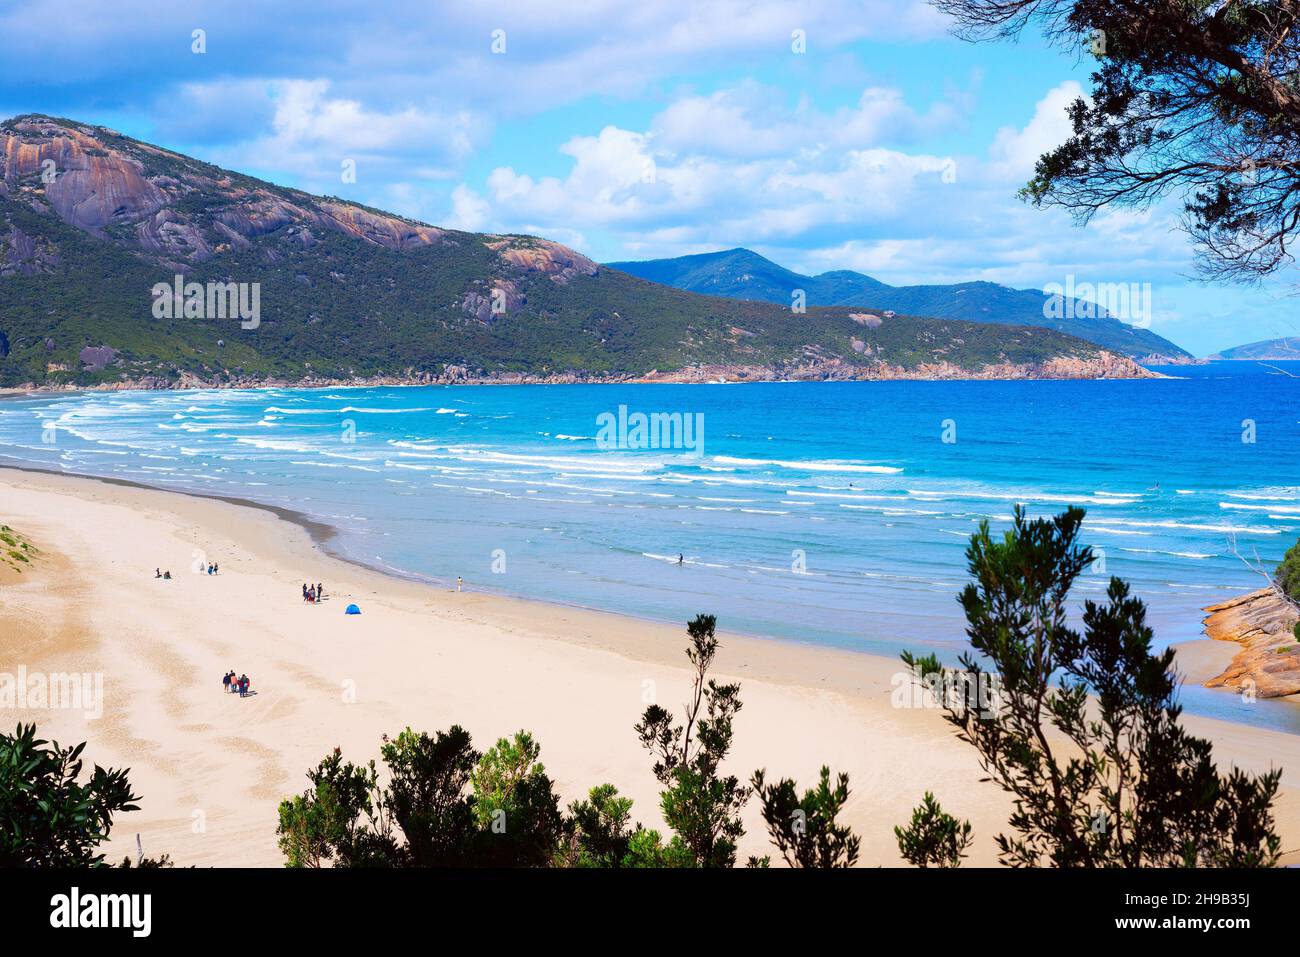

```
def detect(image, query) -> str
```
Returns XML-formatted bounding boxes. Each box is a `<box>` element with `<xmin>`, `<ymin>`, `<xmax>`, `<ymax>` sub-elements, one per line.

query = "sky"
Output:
<box><xmin>0</xmin><ymin>0</ymin><xmax>1295</xmax><ymax>355</ymax></box>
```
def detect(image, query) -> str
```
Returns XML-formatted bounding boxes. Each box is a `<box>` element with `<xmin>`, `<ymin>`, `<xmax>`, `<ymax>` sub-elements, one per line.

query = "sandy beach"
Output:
<box><xmin>2</xmin><ymin>465</ymin><xmax>1299</xmax><ymax>867</ymax></box>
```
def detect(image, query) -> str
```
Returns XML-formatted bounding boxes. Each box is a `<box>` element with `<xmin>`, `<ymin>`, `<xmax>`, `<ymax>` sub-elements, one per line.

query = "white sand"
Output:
<box><xmin>2</xmin><ymin>466</ymin><xmax>1299</xmax><ymax>867</ymax></box>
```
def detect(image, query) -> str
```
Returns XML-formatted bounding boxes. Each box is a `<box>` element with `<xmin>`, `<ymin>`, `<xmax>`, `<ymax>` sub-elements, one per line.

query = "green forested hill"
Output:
<box><xmin>0</xmin><ymin>115</ymin><xmax>1144</xmax><ymax>388</ymax></box>
<box><xmin>608</xmin><ymin>247</ymin><xmax>1192</xmax><ymax>361</ymax></box>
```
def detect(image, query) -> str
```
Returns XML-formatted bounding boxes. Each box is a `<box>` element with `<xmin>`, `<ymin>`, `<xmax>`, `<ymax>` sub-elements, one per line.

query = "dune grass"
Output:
<box><xmin>0</xmin><ymin>524</ymin><xmax>38</xmax><ymax>575</ymax></box>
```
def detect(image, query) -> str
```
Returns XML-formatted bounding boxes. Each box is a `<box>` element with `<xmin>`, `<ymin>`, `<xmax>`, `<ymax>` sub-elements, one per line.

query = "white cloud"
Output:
<box><xmin>447</xmin><ymin>184</ymin><xmax>490</xmax><ymax>231</ymax></box>
<box><xmin>450</xmin><ymin>75</ymin><xmax>1215</xmax><ymax>331</ymax></box>
<box><xmin>651</xmin><ymin>83</ymin><xmax>967</xmax><ymax>159</ymax></box>
<box><xmin>0</xmin><ymin>0</ymin><xmax>951</xmax><ymax>113</ymax></box>
<box><xmin>988</xmin><ymin>80</ymin><xmax>1083</xmax><ymax>180</ymax></box>
<box><xmin>188</xmin><ymin>78</ymin><xmax>486</xmax><ymax>192</ymax></box>
<box><xmin>466</xmin><ymin>84</ymin><xmax>963</xmax><ymax>247</ymax></box>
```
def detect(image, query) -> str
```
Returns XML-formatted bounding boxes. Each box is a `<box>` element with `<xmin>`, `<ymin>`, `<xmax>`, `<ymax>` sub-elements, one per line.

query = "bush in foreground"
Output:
<box><xmin>898</xmin><ymin>507</ymin><xmax>1282</xmax><ymax>868</ymax></box>
<box><xmin>0</xmin><ymin>723</ymin><xmax>140</xmax><ymax>867</ymax></box>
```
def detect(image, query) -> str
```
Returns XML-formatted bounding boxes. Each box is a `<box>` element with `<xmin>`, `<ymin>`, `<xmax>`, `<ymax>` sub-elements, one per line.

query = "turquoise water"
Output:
<box><xmin>1</xmin><ymin>361</ymin><xmax>1297</xmax><ymax>730</ymax></box>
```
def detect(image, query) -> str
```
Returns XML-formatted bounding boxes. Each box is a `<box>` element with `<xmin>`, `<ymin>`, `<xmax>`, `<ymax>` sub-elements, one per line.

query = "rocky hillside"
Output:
<box><xmin>0</xmin><ymin>115</ymin><xmax>1155</xmax><ymax>389</ymax></box>
<box><xmin>608</xmin><ymin>247</ymin><xmax>1192</xmax><ymax>362</ymax></box>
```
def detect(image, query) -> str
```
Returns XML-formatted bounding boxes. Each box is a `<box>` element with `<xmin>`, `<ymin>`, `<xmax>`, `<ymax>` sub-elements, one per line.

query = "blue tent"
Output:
<box><xmin>345</xmin><ymin>604</ymin><xmax>361</xmax><ymax>615</ymax></box>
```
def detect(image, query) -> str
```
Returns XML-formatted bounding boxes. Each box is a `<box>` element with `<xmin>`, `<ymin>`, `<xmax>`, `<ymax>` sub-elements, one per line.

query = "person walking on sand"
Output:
<box><xmin>456</xmin><ymin>576</ymin><xmax>463</xmax><ymax>592</ymax></box>
<box><xmin>222</xmin><ymin>671</ymin><xmax>231</xmax><ymax>694</ymax></box>
<box><xmin>302</xmin><ymin>583</ymin><xmax>309</xmax><ymax>603</ymax></box>
<box><xmin>317</xmin><ymin>583</ymin><xmax>324</xmax><ymax>601</ymax></box>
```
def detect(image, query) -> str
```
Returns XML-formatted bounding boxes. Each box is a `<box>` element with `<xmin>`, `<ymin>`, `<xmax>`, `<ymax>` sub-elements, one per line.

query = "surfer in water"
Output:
<box><xmin>677</xmin><ymin>554</ymin><xmax>684</xmax><ymax>566</ymax></box>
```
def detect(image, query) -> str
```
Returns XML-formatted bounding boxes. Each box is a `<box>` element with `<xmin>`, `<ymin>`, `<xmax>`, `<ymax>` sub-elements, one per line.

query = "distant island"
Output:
<box><xmin>0</xmin><ymin>115</ymin><xmax>1156</xmax><ymax>390</ymax></box>
<box><xmin>608</xmin><ymin>247</ymin><xmax>1192</xmax><ymax>363</ymax></box>
<box><xmin>1209</xmin><ymin>336</ymin><xmax>1300</xmax><ymax>361</ymax></box>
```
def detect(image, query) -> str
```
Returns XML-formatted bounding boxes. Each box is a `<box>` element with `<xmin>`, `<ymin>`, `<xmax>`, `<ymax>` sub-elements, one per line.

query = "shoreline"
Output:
<box><xmin>3</xmin><ymin>466</ymin><xmax>1300</xmax><ymax>867</ymax></box>
<box><xmin>0</xmin><ymin>355</ymin><xmax>1165</xmax><ymax>397</ymax></box>
<box><xmin>0</xmin><ymin>458</ymin><xmax>820</xmax><ymax>652</ymax></box>
<box><xmin>1</xmin><ymin>460</ymin><xmax>1271</xmax><ymax>712</ymax></box>
<box><xmin>0</xmin><ymin>462</ymin><xmax>932</xmax><ymax>701</ymax></box>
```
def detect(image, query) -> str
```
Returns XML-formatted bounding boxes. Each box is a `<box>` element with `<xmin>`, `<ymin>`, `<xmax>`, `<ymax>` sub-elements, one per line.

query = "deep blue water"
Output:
<box><xmin>1</xmin><ymin>361</ymin><xmax>1297</xmax><ymax>730</ymax></box>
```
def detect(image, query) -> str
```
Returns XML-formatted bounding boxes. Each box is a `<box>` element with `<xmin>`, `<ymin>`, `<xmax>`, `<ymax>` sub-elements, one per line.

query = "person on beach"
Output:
<box><xmin>302</xmin><ymin>583</ymin><xmax>309</xmax><ymax>602</ymax></box>
<box><xmin>317</xmin><ymin>583</ymin><xmax>324</xmax><ymax>601</ymax></box>
<box><xmin>456</xmin><ymin>576</ymin><xmax>463</xmax><ymax>592</ymax></box>
<box><xmin>677</xmin><ymin>554</ymin><xmax>684</xmax><ymax>566</ymax></box>
<box><xmin>222</xmin><ymin>671</ymin><xmax>231</xmax><ymax>693</ymax></box>
<box><xmin>155</xmin><ymin>568</ymin><xmax>161</xmax><ymax>578</ymax></box>
<box><xmin>214</xmin><ymin>563</ymin><xmax>219</xmax><ymax>574</ymax></box>
<box><xmin>163</xmin><ymin>570</ymin><xmax>171</xmax><ymax>579</ymax></box>
<box><xmin>308</xmin><ymin>585</ymin><xmax>316</xmax><ymax>603</ymax></box>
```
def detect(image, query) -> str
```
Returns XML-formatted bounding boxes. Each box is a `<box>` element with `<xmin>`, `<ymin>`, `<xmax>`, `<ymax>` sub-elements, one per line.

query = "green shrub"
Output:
<box><xmin>1277</xmin><ymin>539</ymin><xmax>1300</xmax><ymax>603</ymax></box>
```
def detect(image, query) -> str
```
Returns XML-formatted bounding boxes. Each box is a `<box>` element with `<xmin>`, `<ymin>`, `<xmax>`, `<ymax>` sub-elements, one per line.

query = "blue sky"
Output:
<box><xmin>1</xmin><ymin>0</ymin><xmax>1295</xmax><ymax>355</ymax></box>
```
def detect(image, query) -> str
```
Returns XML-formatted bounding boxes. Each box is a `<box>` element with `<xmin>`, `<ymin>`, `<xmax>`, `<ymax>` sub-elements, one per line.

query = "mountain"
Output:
<box><xmin>1210</xmin><ymin>336</ymin><xmax>1300</xmax><ymax>360</ymax></box>
<box><xmin>0</xmin><ymin>116</ymin><xmax>1154</xmax><ymax>389</ymax></box>
<box><xmin>607</xmin><ymin>248</ymin><xmax>1192</xmax><ymax>362</ymax></box>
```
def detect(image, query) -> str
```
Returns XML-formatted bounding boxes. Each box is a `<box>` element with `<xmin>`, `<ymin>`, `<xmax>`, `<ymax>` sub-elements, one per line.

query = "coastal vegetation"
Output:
<box><xmin>894</xmin><ymin>792</ymin><xmax>974</xmax><ymax>868</ymax></box>
<box><xmin>0</xmin><ymin>723</ymin><xmax>140</xmax><ymax>867</ymax></box>
<box><xmin>933</xmin><ymin>0</ymin><xmax>1300</xmax><ymax>283</ymax></box>
<box><xmin>0</xmin><ymin>524</ymin><xmax>37</xmax><ymax>575</ymax></box>
<box><xmin>1276</xmin><ymin>537</ymin><xmax>1300</xmax><ymax>605</ymax></box>
<box><xmin>273</xmin><ymin>613</ymin><xmax>861</xmax><ymax>868</ymax></box>
<box><xmin>898</xmin><ymin>507</ymin><xmax>1283</xmax><ymax>867</ymax></box>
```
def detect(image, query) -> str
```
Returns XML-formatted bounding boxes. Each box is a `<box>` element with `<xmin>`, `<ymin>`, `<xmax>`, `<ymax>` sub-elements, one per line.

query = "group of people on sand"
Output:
<box><xmin>302</xmin><ymin>582</ymin><xmax>325</xmax><ymax>604</ymax></box>
<box><xmin>155</xmin><ymin>563</ymin><xmax>220</xmax><ymax>577</ymax></box>
<box><xmin>222</xmin><ymin>671</ymin><xmax>251</xmax><ymax>696</ymax></box>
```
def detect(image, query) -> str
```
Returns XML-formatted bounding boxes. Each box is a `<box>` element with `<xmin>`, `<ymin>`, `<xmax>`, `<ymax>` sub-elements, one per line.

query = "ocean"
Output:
<box><xmin>1</xmin><ymin>360</ymin><xmax>1297</xmax><ymax>731</ymax></box>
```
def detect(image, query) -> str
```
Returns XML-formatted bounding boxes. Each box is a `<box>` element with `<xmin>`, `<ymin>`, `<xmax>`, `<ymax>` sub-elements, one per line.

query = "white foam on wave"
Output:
<box><xmin>233</xmin><ymin>436</ymin><xmax>320</xmax><ymax>453</ymax></box>
<box><xmin>339</xmin><ymin>406</ymin><xmax>434</xmax><ymax>414</ymax></box>
<box><xmin>642</xmin><ymin>552</ymin><xmax>728</xmax><ymax>569</ymax></box>
<box><xmin>1090</xmin><ymin>517</ymin><xmax>1280</xmax><ymax>535</ymax></box>
<box><xmin>1219</xmin><ymin>501</ymin><xmax>1300</xmax><ymax>515</ymax></box>
<box><xmin>840</xmin><ymin>504</ymin><xmax>942</xmax><ymax>516</ymax></box>
<box><xmin>1225</xmin><ymin>488</ymin><xmax>1300</xmax><ymax>501</ymax></box>
<box><xmin>1120</xmin><ymin>547</ymin><xmax>1215</xmax><ymax>560</ymax></box>
<box><xmin>788</xmin><ymin>490</ymin><xmax>902</xmax><ymax>502</ymax></box>
<box><xmin>712</xmin><ymin>455</ymin><xmax>902</xmax><ymax>474</ymax></box>
<box><xmin>908</xmin><ymin>487</ymin><xmax>1133</xmax><ymax>506</ymax></box>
